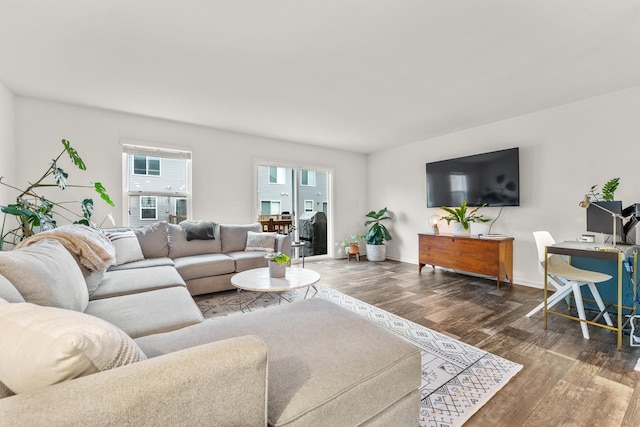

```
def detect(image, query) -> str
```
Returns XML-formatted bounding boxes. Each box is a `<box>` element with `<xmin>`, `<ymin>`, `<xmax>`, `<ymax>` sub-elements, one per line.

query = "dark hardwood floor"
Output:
<box><xmin>301</xmin><ymin>258</ymin><xmax>640</xmax><ymax>426</ymax></box>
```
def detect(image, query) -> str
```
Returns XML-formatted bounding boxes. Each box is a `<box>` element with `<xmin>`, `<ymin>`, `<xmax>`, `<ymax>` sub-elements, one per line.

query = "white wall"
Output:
<box><xmin>0</xmin><ymin>83</ymin><xmax>16</xmax><ymax>205</ymax></box>
<box><xmin>13</xmin><ymin>98</ymin><xmax>368</xmax><ymax>256</ymax></box>
<box><xmin>368</xmin><ymin>85</ymin><xmax>640</xmax><ymax>287</ymax></box>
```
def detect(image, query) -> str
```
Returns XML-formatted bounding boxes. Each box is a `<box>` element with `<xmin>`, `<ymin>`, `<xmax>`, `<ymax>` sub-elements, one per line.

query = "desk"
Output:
<box><xmin>544</xmin><ymin>242</ymin><xmax>637</xmax><ymax>350</ymax></box>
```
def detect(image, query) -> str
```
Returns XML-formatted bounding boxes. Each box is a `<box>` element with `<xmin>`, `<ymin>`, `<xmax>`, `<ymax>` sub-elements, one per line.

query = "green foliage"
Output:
<box><xmin>265</xmin><ymin>252</ymin><xmax>290</xmax><ymax>265</ymax></box>
<box><xmin>440</xmin><ymin>200</ymin><xmax>490</xmax><ymax>230</ymax></box>
<box><xmin>341</xmin><ymin>234</ymin><xmax>364</xmax><ymax>252</ymax></box>
<box><xmin>585</xmin><ymin>177</ymin><xmax>620</xmax><ymax>202</ymax></box>
<box><xmin>0</xmin><ymin>139</ymin><xmax>115</xmax><ymax>250</ymax></box>
<box><xmin>364</xmin><ymin>207</ymin><xmax>392</xmax><ymax>245</ymax></box>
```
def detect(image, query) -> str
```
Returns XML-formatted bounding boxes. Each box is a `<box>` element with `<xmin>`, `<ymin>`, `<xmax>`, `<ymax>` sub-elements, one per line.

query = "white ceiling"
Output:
<box><xmin>1</xmin><ymin>1</ymin><xmax>640</xmax><ymax>153</ymax></box>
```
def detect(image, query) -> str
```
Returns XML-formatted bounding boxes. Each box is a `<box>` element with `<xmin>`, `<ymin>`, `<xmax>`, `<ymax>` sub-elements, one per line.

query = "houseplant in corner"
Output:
<box><xmin>265</xmin><ymin>252</ymin><xmax>290</xmax><ymax>278</ymax></box>
<box><xmin>440</xmin><ymin>201</ymin><xmax>490</xmax><ymax>236</ymax></box>
<box><xmin>341</xmin><ymin>234</ymin><xmax>364</xmax><ymax>256</ymax></box>
<box><xmin>364</xmin><ymin>207</ymin><xmax>392</xmax><ymax>262</ymax></box>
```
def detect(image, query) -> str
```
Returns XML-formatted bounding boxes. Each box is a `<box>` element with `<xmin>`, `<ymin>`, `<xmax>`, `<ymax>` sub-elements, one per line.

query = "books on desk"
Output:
<box><xmin>478</xmin><ymin>233</ymin><xmax>508</xmax><ymax>239</ymax></box>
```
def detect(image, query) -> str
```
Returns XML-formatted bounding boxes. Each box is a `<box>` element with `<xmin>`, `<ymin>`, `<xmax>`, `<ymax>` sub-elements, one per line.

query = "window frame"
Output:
<box><xmin>139</xmin><ymin>196</ymin><xmax>158</xmax><ymax>220</ymax></box>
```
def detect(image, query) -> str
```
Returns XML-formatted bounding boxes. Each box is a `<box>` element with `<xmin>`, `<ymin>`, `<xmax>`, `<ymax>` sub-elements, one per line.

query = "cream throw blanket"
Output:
<box><xmin>16</xmin><ymin>224</ymin><xmax>116</xmax><ymax>271</ymax></box>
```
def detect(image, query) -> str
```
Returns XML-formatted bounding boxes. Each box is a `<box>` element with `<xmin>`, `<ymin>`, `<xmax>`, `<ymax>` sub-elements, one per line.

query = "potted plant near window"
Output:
<box><xmin>265</xmin><ymin>252</ymin><xmax>290</xmax><ymax>278</ymax></box>
<box><xmin>364</xmin><ymin>207</ymin><xmax>392</xmax><ymax>262</ymax></box>
<box><xmin>440</xmin><ymin>201</ymin><xmax>490</xmax><ymax>236</ymax></box>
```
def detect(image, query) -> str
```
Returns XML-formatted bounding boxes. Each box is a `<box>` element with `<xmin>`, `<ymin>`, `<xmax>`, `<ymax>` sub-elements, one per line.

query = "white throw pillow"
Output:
<box><xmin>245</xmin><ymin>231</ymin><xmax>276</xmax><ymax>252</ymax></box>
<box><xmin>106</xmin><ymin>230</ymin><xmax>145</xmax><ymax>266</ymax></box>
<box><xmin>0</xmin><ymin>239</ymin><xmax>89</xmax><ymax>311</ymax></box>
<box><xmin>0</xmin><ymin>301</ymin><xmax>146</xmax><ymax>394</ymax></box>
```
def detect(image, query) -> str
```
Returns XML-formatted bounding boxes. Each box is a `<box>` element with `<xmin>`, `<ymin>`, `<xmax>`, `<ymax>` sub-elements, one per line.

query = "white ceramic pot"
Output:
<box><xmin>269</xmin><ymin>261</ymin><xmax>286</xmax><ymax>278</ymax></box>
<box><xmin>452</xmin><ymin>222</ymin><xmax>470</xmax><ymax>236</ymax></box>
<box><xmin>366</xmin><ymin>244</ymin><xmax>386</xmax><ymax>262</ymax></box>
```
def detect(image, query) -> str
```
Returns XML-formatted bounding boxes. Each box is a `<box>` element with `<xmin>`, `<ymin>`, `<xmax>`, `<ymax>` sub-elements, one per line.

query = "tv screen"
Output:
<box><xmin>426</xmin><ymin>147</ymin><xmax>520</xmax><ymax>207</ymax></box>
<box><xmin>586</xmin><ymin>201</ymin><xmax>623</xmax><ymax>240</ymax></box>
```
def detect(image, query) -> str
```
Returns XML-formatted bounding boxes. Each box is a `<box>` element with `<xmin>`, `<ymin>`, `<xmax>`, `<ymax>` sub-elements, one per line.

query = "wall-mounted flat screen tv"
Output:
<box><xmin>426</xmin><ymin>147</ymin><xmax>520</xmax><ymax>208</ymax></box>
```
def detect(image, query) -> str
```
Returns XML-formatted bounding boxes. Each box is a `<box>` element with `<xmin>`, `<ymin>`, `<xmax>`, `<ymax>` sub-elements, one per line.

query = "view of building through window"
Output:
<box><xmin>123</xmin><ymin>144</ymin><xmax>191</xmax><ymax>227</ymax></box>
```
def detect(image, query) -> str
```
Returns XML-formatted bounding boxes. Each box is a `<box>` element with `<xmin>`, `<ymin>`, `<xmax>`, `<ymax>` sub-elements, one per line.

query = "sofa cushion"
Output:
<box><xmin>0</xmin><ymin>299</ymin><xmax>146</xmax><ymax>394</ymax></box>
<box><xmin>168</xmin><ymin>223</ymin><xmax>221</xmax><ymax>258</ymax></box>
<box><xmin>90</xmin><ymin>266</ymin><xmax>186</xmax><ymax>300</ymax></box>
<box><xmin>85</xmin><ymin>287</ymin><xmax>204</xmax><ymax>339</ymax></box>
<box><xmin>179</xmin><ymin>220</ymin><xmax>216</xmax><ymax>241</ymax></box>
<box><xmin>0</xmin><ymin>273</ymin><xmax>24</xmax><ymax>303</ymax></box>
<box><xmin>173</xmin><ymin>253</ymin><xmax>236</xmax><ymax>281</ymax></box>
<box><xmin>245</xmin><ymin>231</ymin><xmax>277</xmax><ymax>252</ymax></box>
<box><xmin>107</xmin><ymin>256</ymin><xmax>174</xmax><ymax>271</ymax></box>
<box><xmin>0</xmin><ymin>239</ymin><xmax>89</xmax><ymax>311</ymax></box>
<box><xmin>226</xmin><ymin>251</ymin><xmax>269</xmax><ymax>272</ymax></box>
<box><xmin>136</xmin><ymin>298</ymin><xmax>421</xmax><ymax>427</ymax></box>
<box><xmin>133</xmin><ymin>221</ymin><xmax>169</xmax><ymax>258</ymax></box>
<box><xmin>220</xmin><ymin>223</ymin><xmax>262</xmax><ymax>253</ymax></box>
<box><xmin>105</xmin><ymin>230</ymin><xmax>145</xmax><ymax>266</ymax></box>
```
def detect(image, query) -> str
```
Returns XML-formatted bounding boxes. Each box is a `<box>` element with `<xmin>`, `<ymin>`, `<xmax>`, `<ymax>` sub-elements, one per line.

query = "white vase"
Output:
<box><xmin>269</xmin><ymin>261</ymin><xmax>286</xmax><ymax>278</ymax></box>
<box><xmin>452</xmin><ymin>222</ymin><xmax>470</xmax><ymax>236</ymax></box>
<box><xmin>366</xmin><ymin>244</ymin><xmax>386</xmax><ymax>262</ymax></box>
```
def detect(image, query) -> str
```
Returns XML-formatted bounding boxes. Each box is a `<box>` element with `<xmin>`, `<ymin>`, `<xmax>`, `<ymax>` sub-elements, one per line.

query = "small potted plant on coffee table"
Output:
<box><xmin>265</xmin><ymin>252</ymin><xmax>290</xmax><ymax>278</ymax></box>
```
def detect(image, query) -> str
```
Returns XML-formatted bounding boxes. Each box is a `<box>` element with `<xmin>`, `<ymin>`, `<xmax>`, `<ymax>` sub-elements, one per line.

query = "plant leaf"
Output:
<box><xmin>53</xmin><ymin>165</ymin><xmax>69</xmax><ymax>190</ymax></box>
<box><xmin>62</xmin><ymin>139</ymin><xmax>86</xmax><ymax>171</ymax></box>
<box><xmin>81</xmin><ymin>198</ymin><xmax>94</xmax><ymax>220</ymax></box>
<box><xmin>93</xmin><ymin>182</ymin><xmax>115</xmax><ymax>207</ymax></box>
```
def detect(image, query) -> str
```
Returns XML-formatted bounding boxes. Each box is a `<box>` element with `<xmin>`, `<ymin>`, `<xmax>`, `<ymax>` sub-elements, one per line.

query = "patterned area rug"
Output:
<box><xmin>195</xmin><ymin>285</ymin><xmax>522</xmax><ymax>427</ymax></box>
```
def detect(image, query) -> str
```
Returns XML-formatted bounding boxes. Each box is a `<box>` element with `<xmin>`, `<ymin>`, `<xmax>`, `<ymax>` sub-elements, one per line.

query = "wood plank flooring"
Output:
<box><xmin>301</xmin><ymin>258</ymin><xmax>640</xmax><ymax>426</ymax></box>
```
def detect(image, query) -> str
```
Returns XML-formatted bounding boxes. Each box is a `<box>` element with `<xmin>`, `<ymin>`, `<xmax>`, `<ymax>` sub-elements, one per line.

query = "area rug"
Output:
<box><xmin>195</xmin><ymin>285</ymin><xmax>522</xmax><ymax>427</ymax></box>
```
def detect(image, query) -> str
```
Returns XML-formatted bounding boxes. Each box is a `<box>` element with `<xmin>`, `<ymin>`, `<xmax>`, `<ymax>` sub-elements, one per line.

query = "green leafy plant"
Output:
<box><xmin>585</xmin><ymin>177</ymin><xmax>620</xmax><ymax>202</ymax></box>
<box><xmin>0</xmin><ymin>139</ymin><xmax>114</xmax><ymax>250</ymax></box>
<box><xmin>440</xmin><ymin>200</ymin><xmax>490</xmax><ymax>230</ymax></box>
<box><xmin>364</xmin><ymin>207</ymin><xmax>392</xmax><ymax>245</ymax></box>
<box><xmin>341</xmin><ymin>234</ymin><xmax>364</xmax><ymax>253</ymax></box>
<box><xmin>265</xmin><ymin>252</ymin><xmax>290</xmax><ymax>265</ymax></box>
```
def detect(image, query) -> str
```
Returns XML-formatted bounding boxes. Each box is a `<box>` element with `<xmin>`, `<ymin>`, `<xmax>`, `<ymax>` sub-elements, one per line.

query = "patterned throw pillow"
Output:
<box><xmin>245</xmin><ymin>231</ymin><xmax>277</xmax><ymax>252</ymax></box>
<box><xmin>105</xmin><ymin>230</ymin><xmax>145</xmax><ymax>266</ymax></box>
<box><xmin>0</xmin><ymin>299</ymin><xmax>146</xmax><ymax>394</ymax></box>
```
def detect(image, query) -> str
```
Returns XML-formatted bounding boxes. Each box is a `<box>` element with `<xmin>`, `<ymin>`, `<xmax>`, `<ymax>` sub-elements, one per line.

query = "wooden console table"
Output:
<box><xmin>418</xmin><ymin>233</ymin><xmax>514</xmax><ymax>288</ymax></box>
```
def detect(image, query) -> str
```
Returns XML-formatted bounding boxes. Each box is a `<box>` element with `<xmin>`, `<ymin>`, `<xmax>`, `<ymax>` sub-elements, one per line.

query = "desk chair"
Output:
<box><xmin>526</xmin><ymin>231</ymin><xmax>613</xmax><ymax>339</ymax></box>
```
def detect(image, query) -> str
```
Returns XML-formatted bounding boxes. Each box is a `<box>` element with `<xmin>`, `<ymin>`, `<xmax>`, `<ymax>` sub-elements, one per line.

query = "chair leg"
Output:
<box><xmin>587</xmin><ymin>283</ymin><xmax>614</xmax><ymax>326</ymax></box>
<box><xmin>571</xmin><ymin>282</ymin><xmax>590</xmax><ymax>339</ymax></box>
<box><xmin>526</xmin><ymin>286</ymin><xmax>574</xmax><ymax>317</ymax></box>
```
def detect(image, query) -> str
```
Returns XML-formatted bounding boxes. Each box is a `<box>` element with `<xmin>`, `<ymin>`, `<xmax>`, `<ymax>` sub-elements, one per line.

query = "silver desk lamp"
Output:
<box><xmin>579</xmin><ymin>196</ymin><xmax>625</xmax><ymax>249</ymax></box>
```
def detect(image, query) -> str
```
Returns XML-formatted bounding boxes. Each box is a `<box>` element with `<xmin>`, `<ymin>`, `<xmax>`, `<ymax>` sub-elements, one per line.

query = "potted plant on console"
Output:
<box><xmin>364</xmin><ymin>207</ymin><xmax>392</xmax><ymax>262</ymax></box>
<box><xmin>440</xmin><ymin>201</ymin><xmax>490</xmax><ymax>236</ymax></box>
<box><xmin>265</xmin><ymin>252</ymin><xmax>290</xmax><ymax>278</ymax></box>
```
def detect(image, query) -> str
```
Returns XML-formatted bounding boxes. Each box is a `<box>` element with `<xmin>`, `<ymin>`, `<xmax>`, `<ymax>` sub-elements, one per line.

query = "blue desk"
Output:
<box><xmin>544</xmin><ymin>242</ymin><xmax>638</xmax><ymax>350</ymax></box>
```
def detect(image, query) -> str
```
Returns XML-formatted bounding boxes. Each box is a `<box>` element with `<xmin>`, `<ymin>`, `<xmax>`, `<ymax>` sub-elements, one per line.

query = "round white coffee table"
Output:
<box><xmin>231</xmin><ymin>267</ymin><xmax>321</xmax><ymax>312</ymax></box>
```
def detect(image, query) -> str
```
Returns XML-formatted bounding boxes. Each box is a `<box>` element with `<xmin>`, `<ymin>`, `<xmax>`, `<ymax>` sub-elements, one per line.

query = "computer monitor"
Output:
<box><xmin>586</xmin><ymin>201</ymin><xmax>624</xmax><ymax>241</ymax></box>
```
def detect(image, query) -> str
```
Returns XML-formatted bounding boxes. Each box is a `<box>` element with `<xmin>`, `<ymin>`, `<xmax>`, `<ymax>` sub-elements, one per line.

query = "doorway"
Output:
<box><xmin>256</xmin><ymin>163</ymin><xmax>331</xmax><ymax>262</ymax></box>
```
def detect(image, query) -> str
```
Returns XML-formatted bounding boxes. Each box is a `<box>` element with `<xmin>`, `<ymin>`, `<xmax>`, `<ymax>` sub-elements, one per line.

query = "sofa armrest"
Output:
<box><xmin>0</xmin><ymin>335</ymin><xmax>268</xmax><ymax>427</ymax></box>
<box><xmin>275</xmin><ymin>234</ymin><xmax>291</xmax><ymax>257</ymax></box>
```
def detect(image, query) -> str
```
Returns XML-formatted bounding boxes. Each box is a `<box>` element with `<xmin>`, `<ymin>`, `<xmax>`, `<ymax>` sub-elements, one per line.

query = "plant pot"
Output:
<box><xmin>366</xmin><ymin>243</ymin><xmax>386</xmax><ymax>262</ymax></box>
<box><xmin>348</xmin><ymin>243</ymin><xmax>360</xmax><ymax>254</ymax></box>
<box><xmin>452</xmin><ymin>222</ymin><xmax>470</xmax><ymax>236</ymax></box>
<box><xmin>269</xmin><ymin>261</ymin><xmax>286</xmax><ymax>278</ymax></box>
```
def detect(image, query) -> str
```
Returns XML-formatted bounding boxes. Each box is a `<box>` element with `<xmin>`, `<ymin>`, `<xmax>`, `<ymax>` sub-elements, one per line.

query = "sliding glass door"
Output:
<box><xmin>256</xmin><ymin>163</ymin><xmax>331</xmax><ymax>261</ymax></box>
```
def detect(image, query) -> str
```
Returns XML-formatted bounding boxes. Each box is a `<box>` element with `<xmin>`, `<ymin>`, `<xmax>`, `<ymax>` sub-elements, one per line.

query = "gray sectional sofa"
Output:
<box><xmin>0</xmin><ymin>222</ymin><xmax>421</xmax><ymax>426</ymax></box>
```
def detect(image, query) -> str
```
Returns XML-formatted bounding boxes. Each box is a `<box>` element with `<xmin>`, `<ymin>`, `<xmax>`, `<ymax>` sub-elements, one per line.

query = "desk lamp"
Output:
<box><xmin>579</xmin><ymin>196</ymin><xmax>624</xmax><ymax>249</ymax></box>
<box><xmin>427</xmin><ymin>214</ymin><xmax>440</xmax><ymax>235</ymax></box>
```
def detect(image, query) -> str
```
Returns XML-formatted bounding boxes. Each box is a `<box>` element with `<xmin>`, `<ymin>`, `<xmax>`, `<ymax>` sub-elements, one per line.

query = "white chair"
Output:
<box><xmin>526</xmin><ymin>231</ymin><xmax>613</xmax><ymax>339</ymax></box>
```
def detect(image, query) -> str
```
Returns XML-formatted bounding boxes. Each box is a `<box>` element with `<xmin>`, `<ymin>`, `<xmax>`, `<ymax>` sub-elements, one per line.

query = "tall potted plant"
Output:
<box><xmin>364</xmin><ymin>207</ymin><xmax>392</xmax><ymax>262</ymax></box>
<box><xmin>440</xmin><ymin>201</ymin><xmax>489</xmax><ymax>236</ymax></box>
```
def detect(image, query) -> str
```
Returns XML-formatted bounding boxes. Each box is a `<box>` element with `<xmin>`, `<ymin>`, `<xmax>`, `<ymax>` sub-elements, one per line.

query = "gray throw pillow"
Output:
<box><xmin>0</xmin><ymin>239</ymin><xmax>89</xmax><ymax>311</ymax></box>
<box><xmin>220</xmin><ymin>223</ymin><xmax>262</xmax><ymax>253</ymax></box>
<box><xmin>179</xmin><ymin>220</ymin><xmax>217</xmax><ymax>241</ymax></box>
<box><xmin>0</xmin><ymin>273</ymin><xmax>24</xmax><ymax>303</ymax></box>
<box><xmin>133</xmin><ymin>222</ymin><xmax>169</xmax><ymax>258</ymax></box>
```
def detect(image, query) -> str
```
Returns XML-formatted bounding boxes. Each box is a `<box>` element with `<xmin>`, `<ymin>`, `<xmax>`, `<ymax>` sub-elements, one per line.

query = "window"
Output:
<box><xmin>301</xmin><ymin>170</ymin><xmax>315</xmax><ymax>186</ymax></box>
<box><xmin>140</xmin><ymin>196</ymin><xmax>157</xmax><ymax>220</ymax></box>
<box><xmin>268</xmin><ymin>166</ymin><xmax>286</xmax><ymax>184</ymax></box>
<box><xmin>133</xmin><ymin>155</ymin><xmax>161</xmax><ymax>176</ymax></box>
<box><xmin>304</xmin><ymin>200</ymin><xmax>314</xmax><ymax>212</ymax></box>
<box><xmin>123</xmin><ymin>143</ymin><xmax>191</xmax><ymax>227</ymax></box>
<box><xmin>261</xmin><ymin>200</ymin><xmax>281</xmax><ymax>214</ymax></box>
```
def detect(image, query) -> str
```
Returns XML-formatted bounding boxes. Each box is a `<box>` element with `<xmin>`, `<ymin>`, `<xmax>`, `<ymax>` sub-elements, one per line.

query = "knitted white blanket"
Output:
<box><xmin>16</xmin><ymin>224</ymin><xmax>116</xmax><ymax>271</ymax></box>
